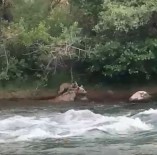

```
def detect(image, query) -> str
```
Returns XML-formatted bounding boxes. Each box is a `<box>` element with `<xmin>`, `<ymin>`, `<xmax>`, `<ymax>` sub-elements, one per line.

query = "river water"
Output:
<box><xmin>0</xmin><ymin>101</ymin><xmax>157</xmax><ymax>155</ymax></box>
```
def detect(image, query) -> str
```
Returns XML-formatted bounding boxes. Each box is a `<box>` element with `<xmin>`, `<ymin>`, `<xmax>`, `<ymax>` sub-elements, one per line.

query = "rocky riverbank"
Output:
<box><xmin>1</xmin><ymin>85</ymin><xmax>157</xmax><ymax>103</ymax></box>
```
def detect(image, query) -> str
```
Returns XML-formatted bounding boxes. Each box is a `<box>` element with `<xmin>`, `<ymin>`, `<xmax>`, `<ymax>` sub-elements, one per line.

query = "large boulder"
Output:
<box><xmin>129</xmin><ymin>91</ymin><xmax>151</xmax><ymax>102</ymax></box>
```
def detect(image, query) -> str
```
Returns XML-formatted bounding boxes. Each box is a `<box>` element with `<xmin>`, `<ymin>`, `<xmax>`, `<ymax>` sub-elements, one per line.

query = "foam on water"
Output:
<box><xmin>137</xmin><ymin>108</ymin><xmax>157</xmax><ymax>115</ymax></box>
<box><xmin>0</xmin><ymin>108</ymin><xmax>156</xmax><ymax>143</ymax></box>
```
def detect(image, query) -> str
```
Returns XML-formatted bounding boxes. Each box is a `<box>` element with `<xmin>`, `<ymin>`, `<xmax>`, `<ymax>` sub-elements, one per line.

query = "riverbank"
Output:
<box><xmin>1</xmin><ymin>84</ymin><xmax>157</xmax><ymax>103</ymax></box>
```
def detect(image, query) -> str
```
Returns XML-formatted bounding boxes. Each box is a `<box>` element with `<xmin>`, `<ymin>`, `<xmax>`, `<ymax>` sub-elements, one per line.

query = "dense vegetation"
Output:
<box><xmin>1</xmin><ymin>0</ymin><xmax>157</xmax><ymax>88</ymax></box>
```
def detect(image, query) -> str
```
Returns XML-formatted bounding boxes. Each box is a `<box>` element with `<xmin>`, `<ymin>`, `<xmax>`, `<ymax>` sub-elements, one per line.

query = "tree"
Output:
<box><xmin>0</xmin><ymin>0</ymin><xmax>13</xmax><ymax>22</ymax></box>
<box><xmin>87</xmin><ymin>0</ymin><xmax>157</xmax><ymax>79</ymax></box>
<box><xmin>69</xmin><ymin>0</ymin><xmax>103</xmax><ymax>35</ymax></box>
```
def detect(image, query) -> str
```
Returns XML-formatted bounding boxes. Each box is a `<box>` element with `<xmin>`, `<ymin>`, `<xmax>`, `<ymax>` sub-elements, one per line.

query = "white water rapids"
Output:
<box><xmin>0</xmin><ymin>108</ymin><xmax>156</xmax><ymax>143</ymax></box>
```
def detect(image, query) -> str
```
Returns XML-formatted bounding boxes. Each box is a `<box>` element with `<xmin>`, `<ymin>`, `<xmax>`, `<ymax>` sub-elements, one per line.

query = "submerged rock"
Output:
<box><xmin>129</xmin><ymin>91</ymin><xmax>151</xmax><ymax>102</ymax></box>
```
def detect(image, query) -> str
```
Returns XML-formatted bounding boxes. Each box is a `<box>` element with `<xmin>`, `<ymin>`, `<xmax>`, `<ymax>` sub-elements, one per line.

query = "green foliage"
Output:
<box><xmin>70</xmin><ymin>0</ymin><xmax>103</xmax><ymax>16</ymax></box>
<box><xmin>2</xmin><ymin>0</ymin><xmax>157</xmax><ymax>86</ymax></box>
<box><xmin>69</xmin><ymin>0</ymin><xmax>103</xmax><ymax>36</ymax></box>
<box><xmin>89</xmin><ymin>41</ymin><xmax>155</xmax><ymax>77</ymax></box>
<box><xmin>85</xmin><ymin>0</ymin><xmax>157</xmax><ymax>80</ymax></box>
<box><xmin>0</xmin><ymin>2</ymin><xmax>82</xmax><ymax>84</ymax></box>
<box><xmin>47</xmin><ymin>6</ymin><xmax>74</xmax><ymax>37</ymax></box>
<box><xmin>19</xmin><ymin>21</ymin><xmax>51</xmax><ymax>46</ymax></box>
<box><xmin>96</xmin><ymin>0</ymin><xmax>157</xmax><ymax>32</ymax></box>
<box><xmin>13</xmin><ymin>0</ymin><xmax>49</xmax><ymax>27</ymax></box>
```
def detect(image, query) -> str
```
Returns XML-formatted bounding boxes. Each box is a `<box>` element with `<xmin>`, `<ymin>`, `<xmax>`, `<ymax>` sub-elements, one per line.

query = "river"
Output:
<box><xmin>0</xmin><ymin>100</ymin><xmax>157</xmax><ymax>155</ymax></box>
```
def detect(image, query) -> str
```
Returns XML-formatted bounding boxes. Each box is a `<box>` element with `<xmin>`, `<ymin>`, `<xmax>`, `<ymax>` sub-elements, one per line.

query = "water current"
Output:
<box><xmin>0</xmin><ymin>101</ymin><xmax>157</xmax><ymax>155</ymax></box>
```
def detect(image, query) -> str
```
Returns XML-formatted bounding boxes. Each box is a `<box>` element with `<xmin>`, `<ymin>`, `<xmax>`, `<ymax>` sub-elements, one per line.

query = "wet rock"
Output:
<box><xmin>129</xmin><ymin>91</ymin><xmax>151</xmax><ymax>102</ymax></box>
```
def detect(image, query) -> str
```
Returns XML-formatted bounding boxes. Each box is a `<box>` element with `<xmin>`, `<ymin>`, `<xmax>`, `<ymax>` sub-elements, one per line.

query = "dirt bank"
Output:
<box><xmin>1</xmin><ymin>85</ymin><xmax>157</xmax><ymax>103</ymax></box>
